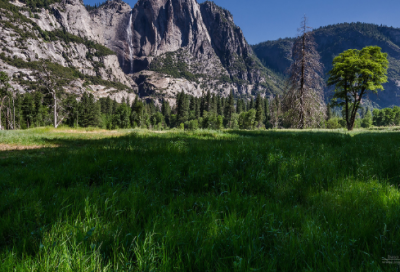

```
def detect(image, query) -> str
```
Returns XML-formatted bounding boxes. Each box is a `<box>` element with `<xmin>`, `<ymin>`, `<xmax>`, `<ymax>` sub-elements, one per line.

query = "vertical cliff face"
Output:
<box><xmin>86</xmin><ymin>0</ymin><xmax>282</xmax><ymax>95</ymax></box>
<box><xmin>125</xmin><ymin>0</ymin><xmax>222</xmax><ymax>75</ymax></box>
<box><xmin>1</xmin><ymin>0</ymin><xmax>284</xmax><ymax>104</ymax></box>
<box><xmin>88</xmin><ymin>0</ymin><xmax>134</xmax><ymax>72</ymax></box>
<box><xmin>199</xmin><ymin>1</ymin><xmax>264</xmax><ymax>84</ymax></box>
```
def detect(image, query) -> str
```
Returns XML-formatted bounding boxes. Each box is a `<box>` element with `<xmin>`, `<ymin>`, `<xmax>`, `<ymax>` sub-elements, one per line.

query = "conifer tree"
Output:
<box><xmin>206</xmin><ymin>90</ymin><xmax>211</xmax><ymax>112</ymax></box>
<box><xmin>105</xmin><ymin>96</ymin><xmax>113</xmax><ymax>115</ymax></box>
<box><xmin>131</xmin><ymin>96</ymin><xmax>144</xmax><ymax>127</ymax></box>
<box><xmin>22</xmin><ymin>93</ymin><xmax>35</xmax><ymax>128</ymax></box>
<box><xmin>255</xmin><ymin>94</ymin><xmax>264</xmax><ymax>128</ymax></box>
<box><xmin>176</xmin><ymin>91</ymin><xmax>189</xmax><ymax>125</ymax></box>
<box><xmin>283</xmin><ymin>16</ymin><xmax>326</xmax><ymax>128</ymax></box>
<box><xmin>224</xmin><ymin>90</ymin><xmax>235</xmax><ymax>128</ymax></box>
<box><xmin>249</xmin><ymin>98</ymin><xmax>254</xmax><ymax>110</ymax></box>
<box><xmin>326</xmin><ymin>103</ymin><xmax>332</xmax><ymax>121</ymax></box>
<box><xmin>200</xmin><ymin>92</ymin><xmax>206</xmax><ymax>117</ymax></box>
<box><xmin>216</xmin><ymin>96</ymin><xmax>222</xmax><ymax>116</ymax></box>
<box><xmin>194</xmin><ymin>98</ymin><xmax>200</xmax><ymax>119</ymax></box>
<box><xmin>270</xmin><ymin>95</ymin><xmax>281</xmax><ymax>128</ymax></box>
<box><xmin>264</xmin><ymin>97</ymin><xmax>270</xmax><ymax>127</ymax></box>
<box><xmin>161</xmin><ymin>99</ymin><xmax>171</xmax><ymax>127</ymax></box>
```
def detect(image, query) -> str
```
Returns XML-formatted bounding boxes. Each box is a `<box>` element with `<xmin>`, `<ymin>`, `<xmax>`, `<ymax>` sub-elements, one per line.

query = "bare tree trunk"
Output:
<box><xmin>300</xmin><ymin>34</ymin><xmax>306</xmax><ymax>129</ymax></box>
<box><xmin>283</xmin><ymin>16</ymin><xmax>325</xmax><ymax>129</ymax></box>
<box><xmin>12</xmin><ymin>97</ymin><xmax>15</xmax><ymax>130</ymax></box>
<box><xmin>54</xmin><ymin>92</ymin><xmax>57</xmax><ymax>128</ymax></box>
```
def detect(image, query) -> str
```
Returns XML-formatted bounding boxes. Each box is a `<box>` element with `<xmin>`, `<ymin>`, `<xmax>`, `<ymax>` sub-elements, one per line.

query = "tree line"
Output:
<box><xmin>0</xmin><ymin>70</ymin><xmax>398</xmax><ymax>131</ymax></box>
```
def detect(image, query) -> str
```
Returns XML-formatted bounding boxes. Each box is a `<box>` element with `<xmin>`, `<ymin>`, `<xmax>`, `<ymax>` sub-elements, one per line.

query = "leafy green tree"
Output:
<box><xmin>111</xmin><ymin>103</ymin><xmax>130</xmax><ymax>129</ymax></box>
<box><xmin>188</xmin><ymin>119</ymin><xmax>199</xmax><ymax>130</ymax></box>
<box><xmin>150</xmin><ymin>112</ymin><xmax>164</xmax><ymax>129</ymax></box>
<box><xmin>328</xmin><ymin>46</ymin><xmax>389</xmax><ymax>130</ymax></box>
<box><xmin>361</xmin><ymin>109</ymin><xmax>372</xmax><ymax>128</ymax></box>
<box><xmin>239</xmin><ymin>109</ymin><xmax>256</xmax><ymax>129</ymax></box>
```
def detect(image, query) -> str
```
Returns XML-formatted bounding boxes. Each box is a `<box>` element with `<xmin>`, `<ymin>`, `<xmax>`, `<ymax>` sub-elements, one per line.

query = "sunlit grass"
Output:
<box><xmin>0</xmin><ymin>128</ymin><xmax>400</xmax><ymax>271</ymax></box>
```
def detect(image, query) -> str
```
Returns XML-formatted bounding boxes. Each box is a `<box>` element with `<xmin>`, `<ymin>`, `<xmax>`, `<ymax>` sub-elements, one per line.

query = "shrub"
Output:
<box><xmin>326</xmin><ymin>118</ymin><xmax>342</xmax><ymax>129</ymax></box>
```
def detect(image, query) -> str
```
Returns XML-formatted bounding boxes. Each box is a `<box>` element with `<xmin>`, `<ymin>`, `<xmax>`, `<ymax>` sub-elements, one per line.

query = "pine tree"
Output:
<box><xmin>216</xmin><ymin>96</ymin><xmax>222</xmax><ymax>116</ymax></box>
<box><xmin>194</xmin><ymin>98</ymin><xmax>200</xmax><ymax>119</ymax></box>
<box><xmin>224</xmin><ymin>90</ymin><xmax>235</xmax><ymax>128</ymax></box>
<box><xmin>283</xmin><ymin>16</ymin><xmax>326</xmax><ymax>128</ymax></box>
<box><xmin>249</xmin><ymin>97</ymin><xmax>254</xmax><ymax>110</ymax></box>
<box><xmin>176</xmin><ymin>91</ymin><xmax>189</xmax><ymax>125</ymax></box>
<box><xmin>34</xmin><ymin>91</ymin><xmax>44</xmax><ymax>126</ymax></box>
<box><xmin>270</xmin><ymin>95</ymin><xmax>281</xmax><ymax>128</ymax></box>
<box><xmin>236</xmin><ymin>99</ymin><xmax>242</xmax><ymax>114</ymax></box>
<box><xmin>264</xmin><ymin>97</ymin><xmax>270</xmax><ymax>128</ymax></box>
<box><xmin>361</xmin><ymin>108</ymin><xmax>373</xmax><ymax>128</ymax></box>
<box><xmin>161</xmin><ymin>99</ymin><xmax>171</xmax><ymax>127</ymax></box>
<box><xmin>105</xmin><ymin>96</ymin><xmax>113</xmax><ymax>115</ymax></box>
<box><xmin>326</xmin><ymin>103</ymin><xmax>332</xmax><ymax>121</ymax></box>
<box><xmin>255</xmin><ymin>94</ymin><xmax>264</xmax><ymax>128</ymax></box>
<box><xmin>200</xmin><ymin>92</ymin><xmax>206</xmax><ymax>117</ymax></box>
<box><xmin>206</xmin><ymin>90</ymin><xmax>211</xmax><ymax>112</ymax></box>
<box><xmin>211</xmin><ymin>95</ymin><xmax>217</xmax><ymax>114</ymax></box>
<box><xmin>131</xmin><ymin>96</ymin><xmax>144</xmax><ymax>127</ymax></box>
<box><xmin>22</xmin><ymin>93</ymin><xmax>35</xmax><ymax>129</ymax></box>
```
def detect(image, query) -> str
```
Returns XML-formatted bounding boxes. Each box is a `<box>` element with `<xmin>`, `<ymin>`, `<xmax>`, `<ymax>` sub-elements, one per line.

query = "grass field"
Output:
<box><xmin>1</xmin><ymin>127</ymin><xmax>400</xmax><ymax>271</ymax></box>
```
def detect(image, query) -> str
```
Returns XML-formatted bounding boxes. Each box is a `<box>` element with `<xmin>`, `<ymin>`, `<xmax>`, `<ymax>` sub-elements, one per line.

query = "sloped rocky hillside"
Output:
<box><xmin>253</xmin><ymin>23</ymin><xmax>400</xmax><ymax>108</ymax></box>
<box><xmin>0</xmin><ymin>0</ymin><xmax>137</xmax><ymax>102</ymax></box>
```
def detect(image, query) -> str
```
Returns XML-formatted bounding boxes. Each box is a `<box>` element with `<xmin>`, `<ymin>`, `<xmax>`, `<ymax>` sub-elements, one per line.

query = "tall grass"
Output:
<box><xmin>1</xmin><ymin>128</ymin><xmax>400</xmax><ymax>271</ymax></box>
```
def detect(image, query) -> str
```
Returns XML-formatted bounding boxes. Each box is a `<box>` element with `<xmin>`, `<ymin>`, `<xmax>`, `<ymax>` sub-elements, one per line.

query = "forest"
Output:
<box><xmin>2</xmin><ymin>84</ymin><xmax>399</xmax><ymax>131</ymax></box>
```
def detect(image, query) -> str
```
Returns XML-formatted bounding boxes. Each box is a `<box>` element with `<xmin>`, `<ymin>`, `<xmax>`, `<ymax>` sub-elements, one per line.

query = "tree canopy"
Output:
<box><xmin>328</xmin><ymin>46</ymin><xmax>388</xmax><ymax>130</ymax></box>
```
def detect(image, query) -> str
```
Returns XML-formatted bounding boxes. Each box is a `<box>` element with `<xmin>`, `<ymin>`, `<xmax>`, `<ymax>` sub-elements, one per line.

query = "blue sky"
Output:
<box><xmin>85</xmin><ymin>0</ymin><xmax>400</xmax><ymax>45</ymax></box>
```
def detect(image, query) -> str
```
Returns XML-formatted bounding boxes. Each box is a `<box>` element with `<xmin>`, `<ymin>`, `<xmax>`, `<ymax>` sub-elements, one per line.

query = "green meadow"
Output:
<box><xmin>1</xmin><ymin>128</ymin><xmax>400</xmax><ymax>271</ymax></box>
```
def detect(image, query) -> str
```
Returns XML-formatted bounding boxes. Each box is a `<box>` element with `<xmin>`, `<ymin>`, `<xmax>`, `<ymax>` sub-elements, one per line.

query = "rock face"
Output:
<box><xmin>253</xmin><ymin>23</ymin><xmax>400</xmax><ymax>108</ymax></box>
<box><xmin>1</xmin><ymin>0</ymin><xmax>283</xmax><ymax>105</ymax></box>
<box><xmin>87</xmin><ymin>0</ymin><xmax>283</xmax><ymax>99</ymax></box>
<box><xmin>0</xmin><ymin>0</ymin><xmax>136</xmax><ymax>103</ymax></box>
<box><xmin>200</xmin><ymin>1</ymin><xmax>265</xmax><ymax>84</ymax></box>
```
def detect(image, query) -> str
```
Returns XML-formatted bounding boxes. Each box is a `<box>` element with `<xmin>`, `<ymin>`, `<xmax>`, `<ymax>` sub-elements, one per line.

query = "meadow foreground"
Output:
<box><xmin>1</xmin><ymin>128</ymin><xmax>400</xmax><ymax>271</ymax></box>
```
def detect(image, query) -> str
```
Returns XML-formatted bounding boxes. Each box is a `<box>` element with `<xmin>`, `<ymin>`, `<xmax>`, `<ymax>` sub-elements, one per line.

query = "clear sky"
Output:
<box><xmin>84</xmin><ymin>0</ymin><xmax>400</xmax><ymax>45</ymax></box>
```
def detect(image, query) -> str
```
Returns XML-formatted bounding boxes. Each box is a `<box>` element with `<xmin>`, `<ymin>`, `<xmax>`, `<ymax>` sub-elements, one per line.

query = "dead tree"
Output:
<box><xmin>37</xmin><ymin>61</ymin><xmax>68</xmax><ymax>128</ymax></box>
<box><xmin>283</xmin><ymin>16</ymin><xmax>326</xmax><ymax>129</ymax></box>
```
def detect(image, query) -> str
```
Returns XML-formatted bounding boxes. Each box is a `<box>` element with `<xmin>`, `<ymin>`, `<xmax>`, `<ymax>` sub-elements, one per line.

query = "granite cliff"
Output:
<box><xmin>0</xmin><ymin>0</ymin><xmax>283</xmax><ymax>105</ymax></box>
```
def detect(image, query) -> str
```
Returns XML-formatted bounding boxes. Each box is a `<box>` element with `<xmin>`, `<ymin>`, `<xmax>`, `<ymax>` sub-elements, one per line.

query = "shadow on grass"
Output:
<box><xmin>1</xmin><ymin>130</ymin><xmax>400</xmax><ymax>270</ymax></box>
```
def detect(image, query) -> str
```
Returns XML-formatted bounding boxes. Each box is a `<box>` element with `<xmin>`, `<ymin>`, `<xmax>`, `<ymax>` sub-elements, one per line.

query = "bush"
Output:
<box><xmin>187</xmin><ymin>120</ymin><xmax>199</xmax><ymax>130</ymax></box>
<box><xmin>326</xmin><ymin>118</ymin><xmax>343</xmax><ymax>129</ymax></box>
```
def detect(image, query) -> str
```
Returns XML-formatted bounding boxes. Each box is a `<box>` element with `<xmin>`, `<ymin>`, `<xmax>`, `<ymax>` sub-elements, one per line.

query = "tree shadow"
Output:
<box><xmin>1</xmin><ymin>130</ymin><xmax>400</xmax><ymax>268</ymax></box>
